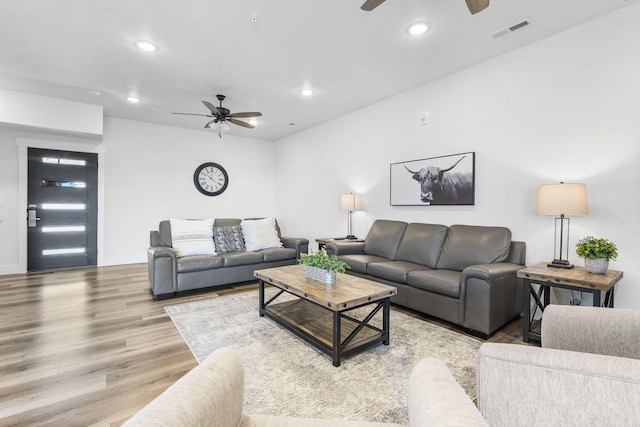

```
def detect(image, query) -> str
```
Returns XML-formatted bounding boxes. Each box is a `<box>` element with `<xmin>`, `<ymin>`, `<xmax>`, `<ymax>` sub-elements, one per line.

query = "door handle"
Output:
<box><xmin>27</xmin><ymin>205</ymin><xmax>42</xmax><ymax>228</ymax></box>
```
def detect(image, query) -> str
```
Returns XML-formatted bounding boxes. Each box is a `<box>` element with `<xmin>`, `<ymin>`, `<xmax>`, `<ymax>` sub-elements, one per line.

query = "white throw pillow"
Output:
<box><xmin>170</xmin><ymin>218</ymin><xmax>217</xmax><ymax>257</ymax></box>
<box><xmin>241</xmin><ymin>217</ymin><xmax>283</xmax><ymax>252</ymax></box>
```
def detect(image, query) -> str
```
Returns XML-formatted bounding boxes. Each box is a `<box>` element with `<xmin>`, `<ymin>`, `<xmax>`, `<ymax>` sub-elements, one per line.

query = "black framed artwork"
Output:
<box><xmin>390</xmin><ymin>152</ymin><xmax>475</xmax><ymax>206</ymax></box>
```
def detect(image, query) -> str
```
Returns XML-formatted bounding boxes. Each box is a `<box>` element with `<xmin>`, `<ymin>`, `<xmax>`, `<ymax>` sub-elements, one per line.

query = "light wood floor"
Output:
<box><xmin>0</xmin><ymin>263</ymin><xmax>526</xmax><ymax>426</ymax></box>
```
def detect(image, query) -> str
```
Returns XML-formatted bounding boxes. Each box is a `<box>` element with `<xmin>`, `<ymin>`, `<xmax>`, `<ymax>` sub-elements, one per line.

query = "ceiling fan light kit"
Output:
<box><xmin>172</xmin><ymin>94</ymin><xmax>262</xmax><ymax>138</ymax></box>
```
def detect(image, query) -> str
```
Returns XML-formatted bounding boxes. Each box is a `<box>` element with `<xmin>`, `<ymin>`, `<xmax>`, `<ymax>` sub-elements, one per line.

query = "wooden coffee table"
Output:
<box><xmin>254</xmin><ymin>265</ymin><xmax>397</xmax><ymax>367</ymax></box>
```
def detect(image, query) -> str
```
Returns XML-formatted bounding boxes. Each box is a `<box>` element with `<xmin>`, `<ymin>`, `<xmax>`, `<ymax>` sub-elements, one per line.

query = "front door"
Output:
<box><xmin>27</xmin><ymin>148</ymin><xmax>98</xmax><ymax>271</ymax></box>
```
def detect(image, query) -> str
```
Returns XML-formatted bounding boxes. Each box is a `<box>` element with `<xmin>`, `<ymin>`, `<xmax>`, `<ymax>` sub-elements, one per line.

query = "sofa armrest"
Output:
<box><xmin>542</xmin><ymin>305</ymin><xmax>640</xmax><ymax>359</ymax></box>
<box><xmin>460</xmin><ymin>263</ymin><xmax>525</xmax><ymax>335</ymax></box>
<box><xmin>123</xmin><ymin>347</ymin><xmax>245</xmax><ymax>426</ymax></box>
<box><xmin>281</xmin><ymin>236</ymin><xmax>309</xmax><ymax>258</ymax></box>
<box><xmin>461</xmin><ymin>262</ymin><xmax>524</xmax><ymax>282</ymax></box>
<box><xmin>408</xmin><ymin>358</ymin><xmax>487</xmax><ymax>427</ymax></box>
<box><xmin>325</xmin><ymin>241</ymin><xmax>365</xmax><ymax>256</ymax></box>
<box><xmin>147</xmin><ymin>246</ymin><xmax>177</xmax><ymax>298</ymax></box>
<box><xmin>477</xmin><ymin>343</ymin><xmax>640</xmax><ymax>426</ymax></box>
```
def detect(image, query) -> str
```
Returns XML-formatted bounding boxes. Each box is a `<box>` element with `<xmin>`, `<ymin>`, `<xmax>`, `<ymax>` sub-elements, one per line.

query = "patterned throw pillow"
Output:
<box><xmin>213</xmin><ymin>225</ymin><xmax>246</xmax><ymax>254</ymax></box>
<box><xmin>169</xmin><ymin>218</ymin><xmax>216</xmax><ymax>257</ymax></box>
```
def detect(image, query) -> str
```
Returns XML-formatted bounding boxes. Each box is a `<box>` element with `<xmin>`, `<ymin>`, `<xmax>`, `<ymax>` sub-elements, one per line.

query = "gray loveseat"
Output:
<box><xmin>326</xmin><ymin>220</ymin><xmax>526</xmax><ymax>336</ymax></box>
<box><xmin>148</xmin><ymin>218</ymin><xmax>308</xmax><ymax>300</ymax></box>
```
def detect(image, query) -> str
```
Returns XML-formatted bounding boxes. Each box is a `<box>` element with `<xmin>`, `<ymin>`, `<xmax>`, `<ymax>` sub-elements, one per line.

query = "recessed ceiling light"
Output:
<box><xmin>135</xmin><ymin>40</ymin><xmax>158</xmax><ymax>52</ymax></box>
<box><xmin>300</xmin><ymin>88</ymin><xmax>314</xmax><ymax>96</ymax></box>
<box><xmin>407</xmin><ymin>23</ymin><xmax>429</xmax><ymax>36</ymax></box>
<box><xmin>125</xmin><ymin>96</ymin><xmax>141</xmax><ymax>103</ymax></box>
<box><xmin>249</xmin><ymin>119</ymin><xmax>258</xmax><ymax>126</ymax></box>
<box><xmin>88</xmin><ymin>90</ymin><xmax>101</xmax><ymax>97</ymax></box>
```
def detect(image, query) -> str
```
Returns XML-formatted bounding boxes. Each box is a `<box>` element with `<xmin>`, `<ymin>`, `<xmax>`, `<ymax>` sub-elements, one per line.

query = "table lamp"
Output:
<box><xmin>536</xmin><ymin>182</ymin><xmax>588</xmax><ymax>269</ymax></box>
<box><xmin>340</xmin><ymin>193</ymin><xmax>362</xmax><ymax>240</ymax></box>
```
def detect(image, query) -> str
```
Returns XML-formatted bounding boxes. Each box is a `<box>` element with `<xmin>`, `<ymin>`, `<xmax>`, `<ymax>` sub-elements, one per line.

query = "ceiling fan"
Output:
<box><xmin>172</xmin><ymin>95</ymin><xmax>262</xmax><ymax>137</ymax></box>
<box><xmin>361</xmin><ymin>0</ymin><xmax>489</xmax><ymax>14</ymax></box>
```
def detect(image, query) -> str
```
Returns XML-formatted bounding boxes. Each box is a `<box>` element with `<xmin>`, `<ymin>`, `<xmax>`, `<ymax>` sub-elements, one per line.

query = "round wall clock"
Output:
<box><xmin>193</xmin><ymin>162</ymin><xmax>229</xmax><ymax>196</ymax></box>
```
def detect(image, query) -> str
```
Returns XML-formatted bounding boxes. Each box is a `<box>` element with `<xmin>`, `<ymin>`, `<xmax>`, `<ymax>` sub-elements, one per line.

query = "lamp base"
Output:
<box><xmin>345</xmin><ymin>235</ymin><xmax>358</xmax><ymax>240</ymax></box>
<box><xmin>547</xmin><ymin>259</ymin><xmax>574</xmax><ymax>269</ymax></box>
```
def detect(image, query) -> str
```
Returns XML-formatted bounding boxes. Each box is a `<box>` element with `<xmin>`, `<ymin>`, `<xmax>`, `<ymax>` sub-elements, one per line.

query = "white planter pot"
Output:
<box><xmin>306</xmin><ymin>266</ymin><xmax>336</xmax><ymax>284</ymax></box>
<box><xmin>585</xmin><ymin>258</ymin><xmax>609</xmax><ymax>274</ymax></box>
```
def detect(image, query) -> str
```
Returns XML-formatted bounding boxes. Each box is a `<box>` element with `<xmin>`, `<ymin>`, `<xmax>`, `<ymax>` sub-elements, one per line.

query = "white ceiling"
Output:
<box><xmin>1</xmin><ymin>0</ymin><xmax>637</xmax><ymax>141</ymax></box>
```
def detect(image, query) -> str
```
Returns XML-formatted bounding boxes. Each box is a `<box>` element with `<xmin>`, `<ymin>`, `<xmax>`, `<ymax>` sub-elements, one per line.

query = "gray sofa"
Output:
<box><xmin>326</xmin><ymin>220</ymin><xmax>526</xmax><ymax>336</ymax></box>
<box><xmin>147</xmin><ymin>218</ymin><xmax>308</xmax><ymax>300</ymax></box>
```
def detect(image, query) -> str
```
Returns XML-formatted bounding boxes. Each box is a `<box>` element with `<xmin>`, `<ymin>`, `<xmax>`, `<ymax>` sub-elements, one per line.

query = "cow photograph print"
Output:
<box><xmin>390</xmin><ymin>152</ymin><xmax>475</xmax><ymax>206</ymax></box>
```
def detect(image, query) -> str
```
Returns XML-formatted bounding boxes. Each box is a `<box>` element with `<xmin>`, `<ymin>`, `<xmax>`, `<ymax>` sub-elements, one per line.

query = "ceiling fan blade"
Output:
<box><xmin>204</xmin><ymin>119</ymin><xmax>217</xmax><ymax>128</ymax></box>
<box><xmin>227</xmin><ymin>112</ymin><xmax>263</xmax><ymax>118</ymax></box>
<box><xmin>202</xmin><ymin>100</ymin><xmax>221</xmax><ymax>115</ymax></box>
<box><xmin>228</xmin><ymin>118</ymin><xmax>255</xmax><ymax>129</ymax></box>
<box><xmin>172</xmin><ymin>112</ymin><xmax>213</xmax><ymax>117</ymax></box>
<box><xmin>361</xmin><ymin>0</ymin><xmax>385</xmax><ymax>11</ymax></box>
<box><xmin>465</xmin><ymin>0</ymin><xmax>489</xmax><ymax>14</ymax></box>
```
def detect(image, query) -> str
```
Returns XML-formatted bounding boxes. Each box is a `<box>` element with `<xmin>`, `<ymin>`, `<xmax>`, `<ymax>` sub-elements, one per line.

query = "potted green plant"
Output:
<box><xmin>298</xmin><ymin>248</ymin><xmax>350</xmax><ymax>284</ymax></box>
<box><xmin>575</xmin><ymin>236</ymin><xmax>618</xmax><ymax>274</ymax></box>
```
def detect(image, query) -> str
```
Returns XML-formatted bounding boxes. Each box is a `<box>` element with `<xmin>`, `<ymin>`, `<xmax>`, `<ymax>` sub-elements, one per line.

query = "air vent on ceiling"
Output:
<box><xmin>489</xmin><ymin>19</ymin><xmax>532</xmax><ymax>40</ymax></box>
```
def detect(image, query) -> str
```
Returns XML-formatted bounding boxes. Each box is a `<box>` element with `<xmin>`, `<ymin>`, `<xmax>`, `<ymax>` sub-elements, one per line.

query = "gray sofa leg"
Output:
<box><xmin>154</xmin><ymin>292</ymin><xmax>175</xmax><ymax>301</ymax></box>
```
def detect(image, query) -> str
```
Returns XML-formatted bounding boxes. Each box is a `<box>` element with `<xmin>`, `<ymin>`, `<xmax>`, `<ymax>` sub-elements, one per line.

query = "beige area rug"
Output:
<box><xmin>165</xmin><ymin>289</ymin><xmax>481</xmax><ymax>424</ymax></box>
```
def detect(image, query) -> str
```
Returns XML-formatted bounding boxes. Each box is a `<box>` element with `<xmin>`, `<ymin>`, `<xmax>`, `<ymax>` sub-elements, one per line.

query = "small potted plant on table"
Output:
<box><xmin>575</xmin><ymin>236</ymin><xmax>618</xmax><ymax>274</ymax></box>
<box><xmin>298</xmin><ymin>248</ymin><xmax>349</xmax><ymax>284</ymax></box>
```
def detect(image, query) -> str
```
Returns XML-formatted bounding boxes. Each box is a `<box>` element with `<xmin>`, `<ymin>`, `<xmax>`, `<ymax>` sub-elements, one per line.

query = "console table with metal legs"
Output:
<box><xmin>518</xmin><ymin>262</ymin><xmax>623</xmax><ymax>343</ymax></box>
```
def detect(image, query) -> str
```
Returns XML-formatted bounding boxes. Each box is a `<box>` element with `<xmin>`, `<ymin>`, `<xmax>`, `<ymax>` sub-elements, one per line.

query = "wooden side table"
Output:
<box><xmin>518</xmin><ymin>262</ymin><xmax>623</xmax><ymax>343</ymax></box>
<box><xmin>316</xmin><ymin>237</ymin><xmax>364</xmax><ymax>251</ymax></box>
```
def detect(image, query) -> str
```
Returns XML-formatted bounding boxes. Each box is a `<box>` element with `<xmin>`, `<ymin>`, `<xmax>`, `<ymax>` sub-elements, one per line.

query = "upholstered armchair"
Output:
<box><xmin>475</xmin><ymin>304</ymin><xmax>640</xmax><ymax>426</ymax></box>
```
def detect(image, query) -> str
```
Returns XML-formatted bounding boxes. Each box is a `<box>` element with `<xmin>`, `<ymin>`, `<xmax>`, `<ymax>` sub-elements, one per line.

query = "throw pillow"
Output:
<box><xmin>169</xmin><ymin>218</ymin><xmax>216</xmax><ymax>257</ymax></box>
<box><xmin>213</xmin><ymin>225</ymin><xmax>246</xmax><ymax>254</ymax></box>
<box><xmin>240</xmin><ymin>217</ymin><xmax>283</xmax><ymax>252</ymax></box>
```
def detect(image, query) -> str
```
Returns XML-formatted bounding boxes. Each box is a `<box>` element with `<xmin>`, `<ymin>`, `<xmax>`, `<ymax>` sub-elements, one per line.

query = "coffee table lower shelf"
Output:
<box><xmin>260</xmin><ymin>297</ymin><xmax>389</xmax><ymax>367</ymax></box>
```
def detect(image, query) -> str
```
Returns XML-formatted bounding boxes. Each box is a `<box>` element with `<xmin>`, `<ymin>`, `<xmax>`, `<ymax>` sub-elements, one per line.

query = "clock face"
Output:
<box><xmin>193</xmin><ymin>162</ymin><xmax>229</xmax><ymax>196</ymax></box>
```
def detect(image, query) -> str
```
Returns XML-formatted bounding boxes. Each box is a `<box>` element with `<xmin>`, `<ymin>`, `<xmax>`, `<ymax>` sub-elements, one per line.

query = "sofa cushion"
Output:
<box><xmin>337</xmin><ymin>254</ymin><xmax>390</xmax><ymax>274</ymax></box>
<box><xmin>436</xmin><ymin>225</ymin><xmax>511</xmax><ymax>272</ymax></box>
<box><xmin>258</xmin><ymin>247</ymin><xmax>297</xmax><ymax>262</ymax></box>
<box><xmin>213</xmin><ymin>225</ymin><xmax>246</xmax><ymax>254</ymax></box>
<box><xmin>395</xmin><ymin>223</ymin><xmax>449</xmax><ymax>268</ymax></box>
<box><xmin>176</xmin><ymin>255</ymin><xmax>224</xmax><ymax>273</ymax></box>
<box><xmin>407</xmin><ymin>270</ymin><xmax>462</xmax><ymax>298</ymax></box>
<box><xmin>170</xmin><ymin>218</ymin><xmax>217</xmax><ymax>257</ymax></box>
<box><xmin>367</xmin><ymin>261</ymin><xmax>431</xmax><ymax>284</ymax></box>
<box><xmin>363</xmin><ymin>220</ymin><xmax>408</xmax><ymax>260</ymax></box>
<box><xmin>221</xmin><ymin>251</ymin><xmax>264</xmax><ymax>267</ymax></box>
<box><xmin>241</xmin><ymin>218</ymin><xmax>284</xmax><ymax>251</ymax></box>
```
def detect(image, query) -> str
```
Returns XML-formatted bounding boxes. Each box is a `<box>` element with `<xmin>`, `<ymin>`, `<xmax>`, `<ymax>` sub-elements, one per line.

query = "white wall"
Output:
<box><xmin>274</xmin><ymin>4</ymin><xmax>640</xmax><ymax>308</ymax></box>
<box><xmin>100</xmin><ymin>118</ymin><xmax>276</xmax><ymax>265</ymax></box>
<box><xmin>0</xmin><ymin>117</ymin><xmax>276</xmax><ymax>272</ymax></box>
<box><xmin>0</xmin><ymin>89</ymin><xmax>103</xmax><ymax>140</ymax></box>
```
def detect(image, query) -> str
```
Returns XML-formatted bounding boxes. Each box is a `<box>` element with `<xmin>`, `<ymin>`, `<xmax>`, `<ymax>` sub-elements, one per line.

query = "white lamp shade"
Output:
<box><xmin>340</xmin><ymin>193</ymin><xmax>362</xmax><ymax>212</ymax></box>
<box><xmin>536</xmin><ymin>183</ymin><xmax>589</xmax><ymax>216</ymax></box>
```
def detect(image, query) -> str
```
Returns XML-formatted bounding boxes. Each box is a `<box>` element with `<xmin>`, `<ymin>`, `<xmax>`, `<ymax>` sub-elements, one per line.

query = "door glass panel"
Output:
<box><xmin>41</xmin><ymin>203</ymin><xmax>86</xmax><ymax>210</ymax></box>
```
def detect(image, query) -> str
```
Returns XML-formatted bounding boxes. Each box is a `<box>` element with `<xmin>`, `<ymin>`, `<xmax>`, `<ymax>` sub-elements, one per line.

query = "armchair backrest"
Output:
<box><xmin>542</xmin><ymin>304</ymin><xmax>640</xmax><ymax>360</ymax></box>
